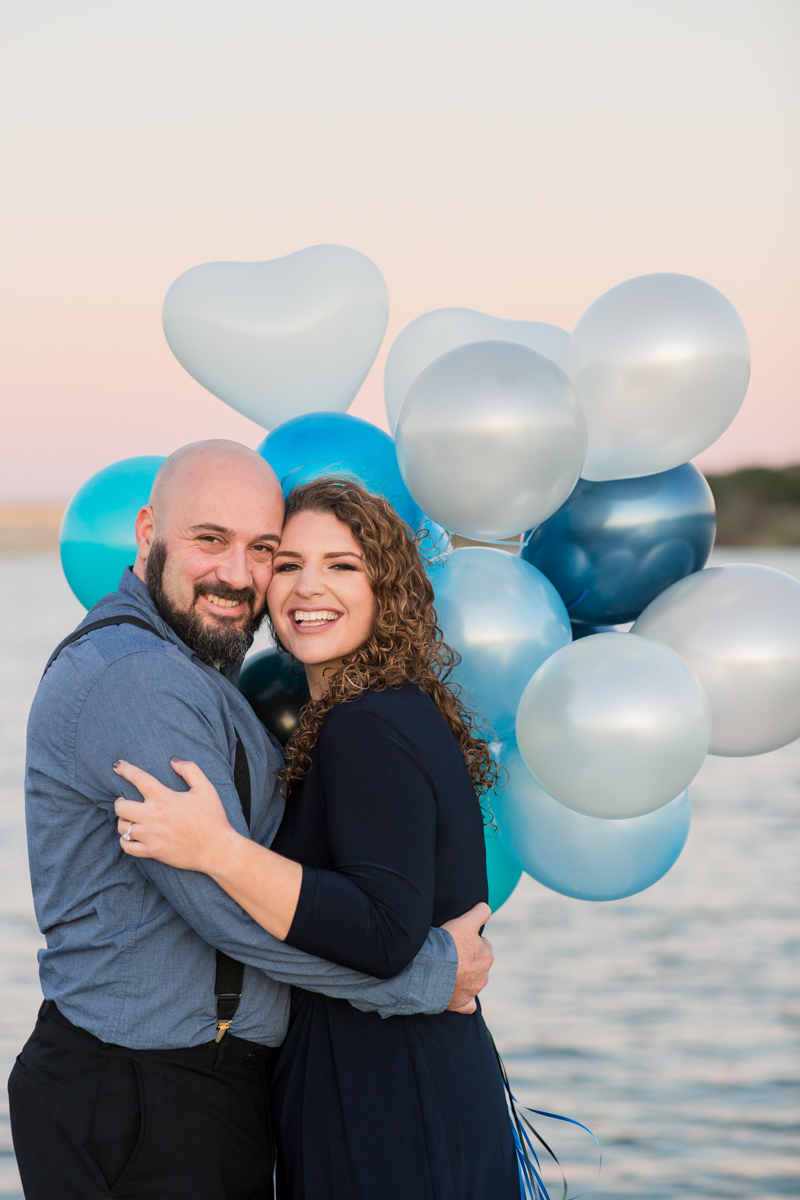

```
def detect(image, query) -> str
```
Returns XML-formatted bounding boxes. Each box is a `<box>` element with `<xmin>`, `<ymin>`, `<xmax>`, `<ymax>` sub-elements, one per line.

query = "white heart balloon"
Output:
<box><xmin>384</xmin><ymin>307</ymin><xmax>572</xmax><ymax>432</ymax></box>
<box><xmin>163</xmin><ymin>245</ymin><xmax>389</xmax><ymax>430</ymax></box>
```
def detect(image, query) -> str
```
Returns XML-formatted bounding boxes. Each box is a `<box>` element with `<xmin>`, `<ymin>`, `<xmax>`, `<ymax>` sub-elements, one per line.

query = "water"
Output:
<box><xmin>0</xmin><ymin>552</ymin><xmax>798</xmax><ymax>1198</ymax></box>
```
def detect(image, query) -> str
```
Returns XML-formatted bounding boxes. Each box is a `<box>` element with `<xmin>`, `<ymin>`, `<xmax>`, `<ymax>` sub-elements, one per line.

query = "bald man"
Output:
<box><xmin>10</xmin><ymin>441</ymin><xmax>492</xmax><ymax>1200</ymax></box>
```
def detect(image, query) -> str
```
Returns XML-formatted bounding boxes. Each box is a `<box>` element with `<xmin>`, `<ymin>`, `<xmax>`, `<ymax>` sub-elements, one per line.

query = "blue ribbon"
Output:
<box><xmin>489</xmin><ymin>1033</ymin><xmax>601</xmax><ymax>1200</ymax></box>
<box><xmin>509</xmin><ymin>1093</ymin><xmax>601</xmax><ymax>1200</ymax></box>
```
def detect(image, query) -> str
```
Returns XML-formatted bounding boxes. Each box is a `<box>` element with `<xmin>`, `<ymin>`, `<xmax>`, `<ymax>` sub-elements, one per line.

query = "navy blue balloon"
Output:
<box><xmin>521</xmin><ymin>463</ymin><xmax>716</xmax><ymax>626</ymax></box>
<box><xmin>239</xmin><ymin>647</ymin><xmax>310</xmax><ymax>746</ymax></box>
<box><xmin>257</xmin><ymin>412</ymin><xmax>422</xmax><ymax>529</ymax></box>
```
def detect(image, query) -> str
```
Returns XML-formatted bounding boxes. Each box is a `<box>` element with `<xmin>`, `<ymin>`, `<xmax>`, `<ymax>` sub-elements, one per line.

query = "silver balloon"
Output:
<box><xmin>395</xmin><ymin>341</ymin><xmax>587</xmax><ymax>541</ymax></box>
<box><xmin>571</xmin><ymin>273</ymin><xmax>750</xmax><ymax>480</ymax></box>
<box><xmin>515</xmin><ymin>632</ymin><xmax>710</xmax><ymax>818</ymax></box>
<box><xmin>491</xmin><ymin>743</ymin><xmax>691</xmax><ymax>901</ymax></box>
<box><xmin>633</xmin><ymin>564</ymin><xmax>800</xmax><ymax>756</ymax></box>
<box><xmin>384</xmin><ymin>307</ymin><xmax>572</xmax><ymax>432</ymax></box>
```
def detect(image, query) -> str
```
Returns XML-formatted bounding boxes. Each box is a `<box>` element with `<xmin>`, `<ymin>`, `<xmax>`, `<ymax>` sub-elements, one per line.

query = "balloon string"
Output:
<box><xmin>489</xmin><ymin>1032</ymin><xmax>601</xmax><ymax>1200</ymax></box>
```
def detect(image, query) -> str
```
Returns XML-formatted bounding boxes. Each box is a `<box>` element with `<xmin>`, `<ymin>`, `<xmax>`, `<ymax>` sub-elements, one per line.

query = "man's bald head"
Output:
<box><xmin>148</xmin><ymin>440</ymin><xmax>283</xmax><ymax>528</ymax></box>
<box><xmin>133</xmin><ymin>440</ymin><xmax>284</xmax><ymax>667</ymax></box>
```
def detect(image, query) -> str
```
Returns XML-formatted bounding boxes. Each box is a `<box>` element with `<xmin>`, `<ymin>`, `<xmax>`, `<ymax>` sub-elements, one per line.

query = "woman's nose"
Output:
<box><xmin>293</xmin><ymin>567</ymin><xmax>324</xmax><ymax>597</ymax></box>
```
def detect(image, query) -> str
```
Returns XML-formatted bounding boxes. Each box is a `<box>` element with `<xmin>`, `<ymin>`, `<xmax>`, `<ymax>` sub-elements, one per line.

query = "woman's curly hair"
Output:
<box><xmin>271</xmin><ymin>477</ymin><xmax>498</xmax><ymax>801</ymax></box>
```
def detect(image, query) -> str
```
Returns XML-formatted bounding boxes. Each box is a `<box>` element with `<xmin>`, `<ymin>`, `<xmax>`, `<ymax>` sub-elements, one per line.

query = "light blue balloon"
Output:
<box><xmin>257</xmin><ymin>412</ymin><xmax>422</xmax><ymax>529</ymax></box>
<box><xmin>521</xmin><ymin>464</ymin><xmax>716</xmax><ymax>626</ymax></box>
<box><xmin>428</xmin><ymin>547</ymin><xmax>571</xmax><ymax>739</ymax></box>
<box><xmin>60</xmin><ymin>456</ymin><xmax>166</xmax><ymax>609</ymax></box>
<box><xmin>484</xmin><ymin>822</ymin><xmax>522</xmax><ymax>911</ymax></box>
<box><xmin>490</xmin><ymin>743</ymin><xmax>691</xmax><ymax>901</ymax></box>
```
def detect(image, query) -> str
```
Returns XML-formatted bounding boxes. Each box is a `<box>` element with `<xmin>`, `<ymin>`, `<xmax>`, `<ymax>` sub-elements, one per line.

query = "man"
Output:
<box><xmin>9</xmin><ymin>440</ymin><xmax>493</xmax><ymax>1200</ymax></box>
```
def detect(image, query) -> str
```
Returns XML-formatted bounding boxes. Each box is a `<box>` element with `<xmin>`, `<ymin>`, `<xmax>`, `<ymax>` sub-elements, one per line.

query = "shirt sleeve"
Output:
<box><xmin>284</xmin><ymin>705</ymin><xmax>439</xmax><ymax>979</ymax></box>
<box><xmin>74</xmin><ymin>652</ymin><xmax>457</xmax><ymax>1017</ymax></box>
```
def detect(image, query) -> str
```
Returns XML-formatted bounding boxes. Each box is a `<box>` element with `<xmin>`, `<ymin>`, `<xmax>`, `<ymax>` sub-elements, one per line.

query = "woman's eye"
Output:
<box><xmin>331</xmin><ymin>562</ymin><xmax>357</xmax><ymax>571</ymax></box>
<box><xmin>274</xmin><ymin>562</ymin><xmax>300</xmax><ymax>573</ymax></box>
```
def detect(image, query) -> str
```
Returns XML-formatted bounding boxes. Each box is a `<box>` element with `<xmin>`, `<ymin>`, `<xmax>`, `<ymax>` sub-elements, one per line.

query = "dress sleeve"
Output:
<box><xmin>284</xmin><ymin>705</ymin><xmax>438</xmax><ymax>979</ymax></box>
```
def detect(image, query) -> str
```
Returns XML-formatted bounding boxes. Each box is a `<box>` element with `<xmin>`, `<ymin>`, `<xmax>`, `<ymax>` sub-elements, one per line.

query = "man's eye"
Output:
<box><xmin>199</xmin><ymin>536</ymin><xmax>222</xmax><ymax>545</ymax></box>
<box><xmin>252</xmin><ymin>544</ymin><xmax>274</xmax><ymax>556</ymax></box>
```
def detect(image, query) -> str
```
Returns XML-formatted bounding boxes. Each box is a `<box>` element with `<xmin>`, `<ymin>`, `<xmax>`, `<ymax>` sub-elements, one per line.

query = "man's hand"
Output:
<box><xmin>441</xmin><ymin>902</ymin><xmax>493</xmax><ymax>1014</ymax></box>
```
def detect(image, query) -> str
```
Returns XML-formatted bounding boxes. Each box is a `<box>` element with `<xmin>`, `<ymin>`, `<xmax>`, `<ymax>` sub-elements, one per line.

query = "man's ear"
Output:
<box><xmin>134</xmin><ymin>505</ymin><xmax>156</xmax><ymax>561</ymax></box>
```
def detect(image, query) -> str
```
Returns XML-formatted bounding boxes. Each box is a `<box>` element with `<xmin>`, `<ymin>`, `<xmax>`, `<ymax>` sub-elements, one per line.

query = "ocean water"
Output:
<box><xmin>0</xmin><ymin>551</ymin><xmax>798</xmax><ymax>1199</ymax></box>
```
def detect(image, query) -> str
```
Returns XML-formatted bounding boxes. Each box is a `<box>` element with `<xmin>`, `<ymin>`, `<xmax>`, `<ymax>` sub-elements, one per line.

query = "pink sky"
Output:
<box><xmin>2</xmin><ymin>1</ymin><xmax>798</xmax><ymax>501</ymax></box>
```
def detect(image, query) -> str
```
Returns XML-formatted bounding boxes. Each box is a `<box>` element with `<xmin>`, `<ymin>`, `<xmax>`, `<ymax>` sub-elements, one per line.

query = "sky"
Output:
<box><xmin>1</xmin><ymin>0</ymin><xmax>798</xmax><ymax>501</ymax></box>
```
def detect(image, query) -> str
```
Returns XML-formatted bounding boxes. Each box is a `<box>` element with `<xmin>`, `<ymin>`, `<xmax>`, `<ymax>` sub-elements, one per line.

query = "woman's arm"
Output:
<box><xmin>114</xmin><ymin>701</ymin><xmax>441</xmax><ymax>979</ymax></box>
<box><xmin>114</xmin><ymin>758</ymin><xmax>302</xmax><ymax>940</ymax></box>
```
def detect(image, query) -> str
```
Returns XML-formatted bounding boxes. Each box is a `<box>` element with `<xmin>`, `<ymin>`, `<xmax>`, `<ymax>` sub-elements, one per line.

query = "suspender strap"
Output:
<box><xmin>43</xmin><ymin>615</ymin><xmax>167</xmax><ymax>675</ymax></box>
<box><xmin>214</xmin><ymin>733</ymin><xmax>251</xmax><ymax>1044</ymax></box>
<box><xmin>44</xmin><ymin>613</ymin><xmax>252</xmax><ymax>1045</ymax></box>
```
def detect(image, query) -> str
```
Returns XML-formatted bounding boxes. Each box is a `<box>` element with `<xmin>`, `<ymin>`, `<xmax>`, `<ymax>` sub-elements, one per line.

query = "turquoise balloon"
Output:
<box><xmin>257</xmin><ymin>412</ymin><xmax>422</xmax><ymax>529</ymax></box>
<box><xmin>491</xmin><ymin>742</ymin><xmax>691</xmax><ymax>901</ymax></box>
<box><xmin>60</xmin><ymin>456</ymin><xmax>165</xmax><ymax>609</ymax></box>
<box><xmin>428</xmin><ymin>548</ymin><xmax>571</xmax><ymax>740</ymax></box>
<box><xmin>484</xmin><ymin>823</ymin><xmax>522</xmax><ymax>911</ymax></box>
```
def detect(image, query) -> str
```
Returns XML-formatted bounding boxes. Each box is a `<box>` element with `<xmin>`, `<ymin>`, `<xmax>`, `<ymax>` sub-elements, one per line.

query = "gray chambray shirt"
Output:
<box><xmin>24</xmin><ymin>569</ymin><xmax>457</xmax><ymax>1050</ymax></box>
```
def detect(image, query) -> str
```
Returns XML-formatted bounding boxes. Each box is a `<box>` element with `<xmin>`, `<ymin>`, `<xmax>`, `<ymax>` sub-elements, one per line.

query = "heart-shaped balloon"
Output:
<box><xmin>384</xmin><ymin>307</ymin><xmax>572</xmax><ymax>431</ymax></box>
<box><xmin>163</xmin><ymin>245</ymin><xmax>389</xmax><ymax>430</ymax></box>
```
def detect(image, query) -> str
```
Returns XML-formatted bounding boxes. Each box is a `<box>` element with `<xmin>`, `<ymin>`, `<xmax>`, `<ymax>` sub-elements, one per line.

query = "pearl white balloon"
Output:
<box><xmin>384</xmin><ymin>307</ymin><xmax>571</xmax><ymax>432</ymax></box>
<box><xmin>571</xmin><ymin>273</ymin><xmax>750</xmax><ymax>481</ymax></box>
<box><xmin>491</xmin><ymin>743</ymin><xmax>691</xmax><ymax>901</ymax></box>
<box><xmin>395</xmin><ymin>341</ymin><xmax>587</xmax><ymax>541</ymax></box>
<box><xmin>633</xmin><ymin>564</ymin><xmax>800</xmax><ymax>756</ymax></box>
<box><xmin>162</xmin><ymin>245</ymin><xmax>389</xmax><ymax>430</ymax></box>
<box><xmin>515</xmin><ymin>632</ymin><xmax>710</xmax><ymax>818</ymax></box>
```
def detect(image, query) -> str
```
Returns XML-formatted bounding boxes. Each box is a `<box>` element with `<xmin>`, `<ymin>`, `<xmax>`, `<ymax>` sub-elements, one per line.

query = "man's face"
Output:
<box><xmin>138</xmin><ymin>456</ymin><xmax>284</xmax><ymax>667</ymax></box>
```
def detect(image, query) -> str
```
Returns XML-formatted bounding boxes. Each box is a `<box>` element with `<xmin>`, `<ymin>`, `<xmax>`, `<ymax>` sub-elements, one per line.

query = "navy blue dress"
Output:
<box><xmin>270</xmin><ymin>686</ymin><xmax>519</xmax><ymax>1200</ymax></box>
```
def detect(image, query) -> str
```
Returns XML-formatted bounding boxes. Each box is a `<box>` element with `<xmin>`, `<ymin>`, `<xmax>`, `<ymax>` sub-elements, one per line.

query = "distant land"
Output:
<box><xmin>1</xmin><ymin>466</ymin><xmax>799</xmax><ymax>551</ymax></box>
<box><xmin>705</xmin><ymin>467</ymin><xmax>800</xmax><ymax>545</ymax></box>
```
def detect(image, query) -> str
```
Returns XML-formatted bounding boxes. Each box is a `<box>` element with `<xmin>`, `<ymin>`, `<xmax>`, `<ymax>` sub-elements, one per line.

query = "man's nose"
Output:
<box><xmin>215</xmin><ymin>544</ymin><xmax>254</xmax><ymax>591</ymax></box>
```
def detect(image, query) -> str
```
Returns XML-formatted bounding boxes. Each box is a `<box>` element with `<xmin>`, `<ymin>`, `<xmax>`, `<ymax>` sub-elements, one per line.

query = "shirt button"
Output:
<box><xmin>244</xmin><ymin>1049</ymin><xmax>257</xmax><ymax>1065</ymax></box>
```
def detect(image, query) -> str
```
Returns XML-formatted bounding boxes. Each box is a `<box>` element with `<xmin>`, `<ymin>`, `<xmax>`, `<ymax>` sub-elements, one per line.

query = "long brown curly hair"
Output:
<box><xmin>270</xmin><ymin>477</ymin><xmax>498</xmax><ymax>801</ymax></box>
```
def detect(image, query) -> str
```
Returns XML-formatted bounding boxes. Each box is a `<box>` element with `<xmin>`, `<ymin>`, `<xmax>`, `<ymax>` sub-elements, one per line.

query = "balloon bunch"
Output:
<box><xmin>60</xmin><ymin>245</ymin><xmax>800</xmax><ymax>911</ymax></box>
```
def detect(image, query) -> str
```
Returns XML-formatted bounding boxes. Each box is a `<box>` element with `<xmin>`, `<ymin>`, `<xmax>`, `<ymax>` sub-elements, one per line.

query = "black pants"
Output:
<box><xmin>8</xmin><ymin>1001</ymin><xmax>276</xmax><ymax>1200</ymax></box>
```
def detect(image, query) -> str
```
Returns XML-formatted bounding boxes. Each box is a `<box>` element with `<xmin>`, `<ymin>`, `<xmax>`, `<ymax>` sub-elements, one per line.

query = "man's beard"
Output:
<box><xmin>145</xmin><ymin>538</ymin><xmax>267</xmax><ymax>668</ymax></box>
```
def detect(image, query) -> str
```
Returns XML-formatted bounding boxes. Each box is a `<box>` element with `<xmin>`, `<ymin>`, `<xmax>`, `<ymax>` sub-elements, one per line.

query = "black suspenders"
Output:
<box><xmin>45</xmin><ymin>615</ymin><xmax>250</xmax><ymax>1044</ymax></box>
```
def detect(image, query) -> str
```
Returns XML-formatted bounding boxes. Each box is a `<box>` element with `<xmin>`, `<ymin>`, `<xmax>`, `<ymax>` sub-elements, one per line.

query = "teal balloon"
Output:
<box><xmin>491</xmin><ymin>743</ymin><xmax>691</xmax><ymax>901</ymax></box>
<box><xmin>257</xmin><ymin>412</ymin><xmax>422</xmax><ymax>529</ymax></box>
<box><xmin>60</xmin><ymin>456</ymin><xmax>165</xmax><ymax>609</ymax></box>
<box><xmin>484</xmin><ymin>823</ymin><xmax>522</xmax><ymax>911</ymax></box>
<box><xmin>428</xmin><ymin>547</ymin><xmax>571</xmax><ymax>740</ymax></box>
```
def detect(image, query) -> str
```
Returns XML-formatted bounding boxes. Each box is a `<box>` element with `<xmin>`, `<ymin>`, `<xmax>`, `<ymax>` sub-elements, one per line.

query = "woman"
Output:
<box><xmin>114</xmin><ymin>478</ymin><xmax>520</xmax><ymax>1200</ymax></box>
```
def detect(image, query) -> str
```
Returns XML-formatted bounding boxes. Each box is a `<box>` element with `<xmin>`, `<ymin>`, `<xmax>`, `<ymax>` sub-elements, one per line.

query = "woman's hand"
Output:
<box><xmin>113</xmin><ymin>758</ymin><xmax>242</xmax><ymax>874</ymax></box>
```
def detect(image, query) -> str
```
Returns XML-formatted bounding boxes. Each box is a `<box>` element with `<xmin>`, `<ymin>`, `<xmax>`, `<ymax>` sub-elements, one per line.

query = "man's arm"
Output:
<box><xmin>75</xmin><ymin>653</ymin><xmax>484</xmax><ymax>1016</ymax></box>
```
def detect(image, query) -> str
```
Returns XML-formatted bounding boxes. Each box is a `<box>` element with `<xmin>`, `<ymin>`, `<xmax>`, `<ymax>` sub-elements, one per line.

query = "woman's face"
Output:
<box><xmin>267</xmin><ymin>510</ymin><xmax>377</xmax><ymax>697</ymax></box>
